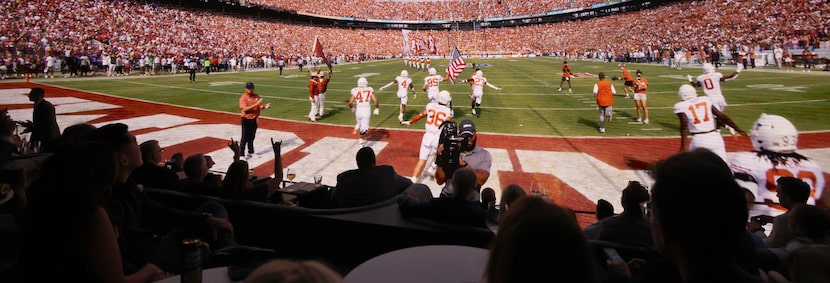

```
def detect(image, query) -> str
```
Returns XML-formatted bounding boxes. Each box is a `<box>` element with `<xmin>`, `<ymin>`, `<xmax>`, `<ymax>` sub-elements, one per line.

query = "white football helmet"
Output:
<box><xmin>475</xmin><ymin>70</ymin><xmax>483</xmax><ymax>78</ymax></box>
<box><xmin>677</xmin><ymin>84</ymin><xmax>697</xmax><ymax>101</ymax></box>
<box><xmin>750</xmin><ymin>113</ymin><xmax>798</xmax><ymax>153</ymax></box>
<box><xmin>702</xmin><ymin>63</ymin><xmax>715</xmax><ymax>74</ymax></box>
<box><xmin>357</xmin><ymin>77</ymin><xmax>368</xmax><ymax>87</ymax></box>
<box><xmin>400</xmin><ymin>70</ymin><xmax>409</xmax><ymax>78</ymax></box>
<box><xmin>428</xmin><ymin>68</ymin><xmax>436</xmax><ymax>75</ymax></box>
<box><xmin>437</xmin><ymin>90</ymin><xmax>452</xmax><ymax>105</ymax></box>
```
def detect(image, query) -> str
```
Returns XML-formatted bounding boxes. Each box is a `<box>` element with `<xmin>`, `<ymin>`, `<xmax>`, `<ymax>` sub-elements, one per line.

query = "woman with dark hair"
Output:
<box><xmin>17</xmin><ymin>141</ymin><xmax>169</xmax><ymax>282</ymax></box>
<box><xmin>220</xmin><ymin>160</ymin><xmax>281</xmax><ymax>204</ymax></box>
<box><xmin>485</xmin><ymin>197</ymin><xmax>596</xmax><ymax>283</ymax></box>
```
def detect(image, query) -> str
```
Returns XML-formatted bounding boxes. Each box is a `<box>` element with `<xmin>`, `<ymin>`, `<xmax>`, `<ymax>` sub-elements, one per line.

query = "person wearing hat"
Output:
<box><xmin>316</xmin><ymin>66</ymin><xmax>332</xmax><ymax>118</ymax></box>
<box><xmin>308</xmin><ymin>72</ymin><xmax>320</xmax><ymax>122</ymax></box>
<box><xmin>238</xmin><ymin>82</ymin><xmax>270</xmax><ymax>158</ymax></box>
<box><xmin>437</xmin><ymin>119</ymin><xmax>492</xmax><ymax>200</ymax></box>
<box><xmin>633</xmin><ymin>70</ymin><xmax>649</xmax><ymax>124</ymax></box>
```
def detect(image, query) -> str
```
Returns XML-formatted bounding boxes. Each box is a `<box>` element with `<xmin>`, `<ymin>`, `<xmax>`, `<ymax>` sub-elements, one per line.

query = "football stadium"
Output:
<box><xmin>1</xmin><ymin>0</ymin><xmax>829</xmax><ymax>281</ymax></box>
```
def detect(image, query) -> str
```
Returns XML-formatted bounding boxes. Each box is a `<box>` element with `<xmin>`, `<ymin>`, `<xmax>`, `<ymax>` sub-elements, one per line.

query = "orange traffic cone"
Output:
<box><xmin>24</xmin><ymin>73</ymin><xmax>29</xmax><ymax>83</ymax></box>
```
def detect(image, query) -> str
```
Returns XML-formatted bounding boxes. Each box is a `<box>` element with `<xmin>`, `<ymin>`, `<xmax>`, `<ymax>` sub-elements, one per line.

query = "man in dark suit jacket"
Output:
<box><xmin>331</xmin><ymin>146</ymin><xmax>412</xmax><ymax>208</ymax></box>
<box><xmin>128</xmin><ymin>139</ymin><xmax>180</xmax><ymax>190</ymax></box>
<box><xmin>21</xmin><ymin>88</ymin><xmax>60</xmax><ymax>152</ymax></box>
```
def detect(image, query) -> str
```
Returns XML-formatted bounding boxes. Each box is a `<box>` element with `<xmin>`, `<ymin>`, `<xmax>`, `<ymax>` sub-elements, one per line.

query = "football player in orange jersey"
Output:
<box><xmin>619</xmin><ymin>64</ymin><xmax>634</xmax><ymax>98</ymax></box>
<box><xmin>558</xmin><ymin>61</ymin><xmax>572</xmax><ymax>93</ymax></box>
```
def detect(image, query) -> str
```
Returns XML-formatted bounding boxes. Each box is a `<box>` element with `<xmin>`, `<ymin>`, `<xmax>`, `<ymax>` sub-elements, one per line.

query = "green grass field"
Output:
<box><xmin>40</xmin><ymin>57</ymin><xmax>830</xmax><ymax>137</ymax></box>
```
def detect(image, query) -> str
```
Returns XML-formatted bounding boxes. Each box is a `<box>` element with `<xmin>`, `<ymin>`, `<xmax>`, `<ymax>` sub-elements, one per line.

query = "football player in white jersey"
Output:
<box><xmin>689</xmin><ymin>63</ymin><xmax>742</xmax><ymax>137</ymax></box>
<box><xmin>401</xmin><ymin>90</ymin><xmax>454</xmax><ymax>181</ymax></box>
<box><xmin>729</xmin><ymin>113</ymin><xmax>827</xmax><ymax>214</ymax></box>
<box><xmin>349</xmin><ymin>77</ymin><xmax>379</xmax><ymax>147</ymax></box>
<box><xmin>466</xmin><ymin>70</ymin><xmax>502</xmax><ymax>116</ymax></box>
<box><xmin>674</xmin><ymin>84</ymin><xmax>746</xmax><ymax>163</ymax></box>
<box><xmin>379</xmin><ymin>70</ymin><xmax>415</xmax><ymax>122</ymax></box>
<box><xmin>422</xmin><ymin>68</ymin><xmax>448</xmax><ymax>103</ymax></box>
<box><xmin>689</xmin><ymin>63</ymin><xmax>742</xmax><ymax>112</ymax></box>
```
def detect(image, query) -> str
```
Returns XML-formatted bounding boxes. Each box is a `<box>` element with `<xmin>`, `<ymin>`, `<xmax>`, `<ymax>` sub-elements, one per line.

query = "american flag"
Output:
<box><xmin>445</xmin><ymin>46</ymin><xmax>466</xmax><ymax>84</ymax></box>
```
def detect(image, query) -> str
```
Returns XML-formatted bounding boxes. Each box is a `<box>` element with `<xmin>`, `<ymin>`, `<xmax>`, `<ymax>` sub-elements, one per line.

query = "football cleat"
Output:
<box><xmin>644</xmin><ymin>118</ymin><xmax>649</xmax><ymax>124</ymax></box>
<box><xmin>599</xmin><ymin>127</ymin><xmax>605</xmax><ymax>133</ymax></box>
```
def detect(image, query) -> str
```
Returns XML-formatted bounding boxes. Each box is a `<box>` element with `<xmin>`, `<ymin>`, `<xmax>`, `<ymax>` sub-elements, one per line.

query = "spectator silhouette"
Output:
<box><xmin>128</xmin><ymin>139</ymin><xmax>180</xmax><ymax>190</ymax></box>
<box><xmin>485</xmin><ymin>197</ymin><xmax>596</xmax><ymax>283</ymax></box>
<box><xmin>595</xmin><ymin>181</ymin><xmax>653</xmax><ymax>249</ymax></box>
<box><xmin>480</xmin><ymin>187</ymin><xmax>498</xmax><ymax>228</ymax></box>
<box><xmin>757</xmin><ymin>203</ymin><xmax>830</xmax><ymax>275</ymax></box>
<box><xmin>220</xmin><ymin>160</ymin><xmax>281</xmax><ymax>204</ymax></box>
<box><xmin>168</xmin><ymin>152</ymin><xmax>185</xmax><ymax>179</ymax></box>
<box><xmin>17</xmin><ymin>141</ymin><xmax>170</xmax><ymax>282</ymax></box>
<box><xmin>1</xmin><ymin>109</ymin><xmax>19</xmax><ymax>169</ymax></box>
<box><xmin>19</xmin><ymin>88</ymin><xmax>60</xmax><ymax>152</ymax></box>
<box><xmin>86</xmin><ymin>123</ymin><xmax>266</xmax><ymax>274</ymax></box>
<box><xmin>57</xmin><ymin>122</ymin><xmax>96</xmax><ymax>150</ymax></box>
<box><xmin>584</xmin><ymin>199</ymin><xmax>615</xmax><ymax>240</ymax></box>
<box><xmin>496</xmin><ymin>184</ymin><xmax>527</xmax><ymax>225</ymax></box>
<box><xmin>649</xmin><ymin>148</ymin><xmax>765</xmax><ymax>283</ymax></box>
<box><xmin>749</xmin><ymin>177</ymin><xmax>811</xmax><ymax>248</ymax></box>
<box><xmin>331</xmin><ymin>147</ymin><xmax>411</xmax><ymax>208</ymax></box>
<box><xmin>180</xmin><ymin>153</ymin><xmax>222</xmax><ymax>196</ymax></box>
<box><xmin>398</xmin><ymin>167</ymin><xmax>487</xmax><ymax>228</ymax></box>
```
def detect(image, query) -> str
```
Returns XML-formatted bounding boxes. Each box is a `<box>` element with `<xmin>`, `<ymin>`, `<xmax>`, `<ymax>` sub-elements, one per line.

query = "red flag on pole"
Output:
<box><xmin>312</xmin><ymin>36</ymin><xmax>332</xmax><ymax>69</ymax></box>
<box><xmin>445</xmin><ymin>46</ymin><xmax>466</xmax><ymax>84</ymax></box>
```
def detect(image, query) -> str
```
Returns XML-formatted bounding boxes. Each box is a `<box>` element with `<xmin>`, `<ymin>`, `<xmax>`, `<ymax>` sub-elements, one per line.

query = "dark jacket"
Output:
<box><xmin>331</xmin><ymin>165</ymin><xmax>412</xmax><ymax>208</ymax></box>
<box><xmin>31</xmin><ymin>99</ymin><xmax>60</xmax><ymax>152</ymax></box>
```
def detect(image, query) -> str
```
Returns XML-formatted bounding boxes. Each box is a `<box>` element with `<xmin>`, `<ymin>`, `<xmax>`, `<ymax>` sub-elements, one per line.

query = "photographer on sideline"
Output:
<box><xmin>436</xmin><ymin>120</ymin><xmax>492</xmax><ymax>200</ymax></box>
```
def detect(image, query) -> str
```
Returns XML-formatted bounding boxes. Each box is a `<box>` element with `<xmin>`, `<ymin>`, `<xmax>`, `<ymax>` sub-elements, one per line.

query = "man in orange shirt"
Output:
<box><xmin>239</xmin><ymin>82</ymin><xmax>271</xmax><ymax>158</ymax></box>
<box><xmin>593</xmin><ymin>72</ymin><xmax>616</xmax><ymax>133</ymax></box>
<box><xmin>558</xmin><ymin>61</ymin><xmax>572</xmax><ymax>93</ymax></box>
<box><xmin>633</xmin><ymin>70</ymin><xmax>649</xmax><ymax>124</ymax></box>
<box><xmin>316</xmin><ymin>66</ymin><xmax>332</xmax><ymax>118</ymax></box>
<box><xmin>307</xmin><ymin>72</ymin><xmax>320</xmax><ymax>122</ymax></box>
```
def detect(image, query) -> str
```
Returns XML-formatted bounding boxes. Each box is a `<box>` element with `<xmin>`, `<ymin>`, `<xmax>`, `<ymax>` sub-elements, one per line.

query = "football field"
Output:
<box><xmin>4</xmin><ymin>57</ymin><xmax>830</xmax><ymax>224</ymax></box>
<box><xmin>36</xmin><ymin>57</ymin><xmax>830</xmax><ymax>137</ymax></box>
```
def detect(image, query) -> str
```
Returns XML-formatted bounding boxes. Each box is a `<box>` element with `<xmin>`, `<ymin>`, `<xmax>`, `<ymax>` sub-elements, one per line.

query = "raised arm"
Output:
<box><xmin>712</xmin><ymin>106</ymin><xmax>747</xmax><ymax>136</ymax></box>
<box><xmin>228</xmin><ymin>138</ymin><xmax>240</xmax><ymax>161</ymax></box>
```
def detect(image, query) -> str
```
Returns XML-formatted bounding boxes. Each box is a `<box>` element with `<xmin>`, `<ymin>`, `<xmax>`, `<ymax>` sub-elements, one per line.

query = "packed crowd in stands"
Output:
<box><xmin>247</xmin><ymin>0</ymin><xmax>599</xmax><ymax>20</ymax></box>
<box><xmin>2</xmin><ymin>0</ymin><xmax>830</xmax><ymax>282</ymax></box>
<box><xmin>1</xmin><ymin>0</ymin><xmax>827</xmax><ymax>79</ymax></box>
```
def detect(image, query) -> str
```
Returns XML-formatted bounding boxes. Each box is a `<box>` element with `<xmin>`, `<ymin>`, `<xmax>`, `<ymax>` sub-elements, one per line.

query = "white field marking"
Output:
<box><xmin>287</xmin><ymin>136</ymin><xmax>385</xmax><ymax>185</ymax></box>
<box><xmin>479</xmin><ymin>148</ymin><xmax>511</xmax><ymax>203</ymax></box>
<box><xmin>354</xmin><ymin>73</ymin><xmax>381</xmax><ymax>78</ymax></box>
<box><xmin>746</xmin><ymin>84</ymin><xmax>806</xmax><ymax>92</ymax></box>
<box><xmin>92</xmin><ymin>114</ymin><xmax>198</xmax><ymax>131</ymax></box>
<box><xmin>0</xmin><ymin>88</ymin><xmax>34</xmax><ymax>104</ymax></box>
<box><xmin>517</xmin><ymin>150</ymin><xmax>653</xmax><ymax>209</ymax></box>
<box><xmin>641</xmin><ymin>128</ymin><xmax>663</xmax><ymax>131</ymax></box>
<box><xmin>208</xmin><ymin>81</ymin><xmax>244</xmax><ymax>87</ymax></box>
<box><xmin>136</xmin><ymin>124</ymin><xmax>303</xmax><ymax>176</ymax></box>
<box><xmin>0</xmin><ymin>90</ymin><xmax>121</xmax><ymax>129</ymax></box>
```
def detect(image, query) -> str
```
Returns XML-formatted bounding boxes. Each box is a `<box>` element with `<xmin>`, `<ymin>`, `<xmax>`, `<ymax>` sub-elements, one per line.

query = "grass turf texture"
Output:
<box><xmin>40</xmin><ymin>57</ymin><xmax>830</xmax><ymax>137</ymax></box>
